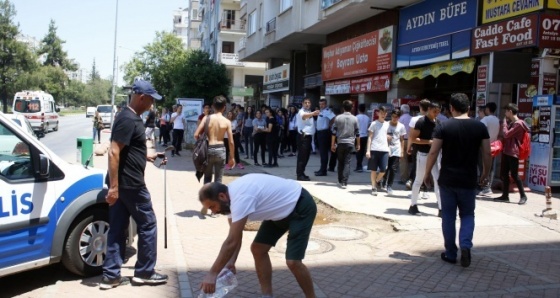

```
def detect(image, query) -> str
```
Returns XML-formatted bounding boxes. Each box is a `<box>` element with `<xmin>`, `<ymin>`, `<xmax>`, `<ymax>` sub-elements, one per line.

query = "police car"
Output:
<box><xmin>0</xmin><ymin>112</ymin><xmax>129</xmax><ymax>277</ymax></box>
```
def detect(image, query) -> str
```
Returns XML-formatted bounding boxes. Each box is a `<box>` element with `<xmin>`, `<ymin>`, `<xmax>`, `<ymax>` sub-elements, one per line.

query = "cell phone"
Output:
<box><xmin>157</xmin><ymin>153</ymin><xmax>166</xmax><ymax>158</ymax></box>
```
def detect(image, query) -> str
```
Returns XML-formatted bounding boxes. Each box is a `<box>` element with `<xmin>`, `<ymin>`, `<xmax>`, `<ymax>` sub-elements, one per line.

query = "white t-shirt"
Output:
<box><xmin>387</xmin><ymin>122</ymin><xmax>407</xmax><ymax>157</ymax></box>
<box><xmin>409</xmin><ymin>114</ymin><xmax>423</xmax><ymax>129</ymax></box>
<box><xmin>228</xmin><ymin>174</ymin><xmax>303</xmax><ymax>222</ymax></box>
<box><xmin>357</xmin><ymin>113</ymin><xmax>370</xmax><ymax>138</ymax></box>
<box><xmin>297</xmin><ymin>109</ymin><xmax>315</xmax><ymax>135</ymax></box>
<box><xmin>481</xmin><ymin>115</ymin><xmax>500</xmax><ymax>143</ymax></box>
<box><xmin>171</xmin><ymin>112</ymin><xmax>184</xmax><ymax>130</ymax></box>
<box><xmin>368</xmin><ymin>120</ymin><xmax>390</xmax><ymax>152</ymax></box>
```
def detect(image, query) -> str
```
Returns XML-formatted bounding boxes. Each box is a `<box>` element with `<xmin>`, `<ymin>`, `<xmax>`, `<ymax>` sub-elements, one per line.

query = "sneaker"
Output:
<box><xmin>372</xmin><ymin>187</ymin><xmax>378</xmax><ymax>196</ymax></box>
<box><xmin>405</xmin><ymin>180</ymin><xmax>412</xmax><ymax>190</ymax></box>
<box><xmin>342</xmin><ymin>183</ymin><xmax>347</xmax><ymax>189</ymax></box>
<box><xmin>408</xmin><ymin>205</ymin><xmax>420</xmax><ymax>215</ymax></box>
<box><xmin>460</xmin><ymin>248</ymin><xmax>471</xmax><ymax>268</ymax></box>
<box><xmin>518</xmin><ymin>196</ymin><xmax>527</xmax><ymax>205</ymax></box>
<box><xmin>237</xmin><ymin>163</ymin><xmax>245</xmax><ymax>169</ymax></box>
<box><xmin>421</xmin><ymin>192</ymin><xmax>430</xmax><ymax>200</ymax></box>
<box><xmin>387</xmin><ymin>187</ymin><xmax>394</xmax><ymax>195</ymax></box>
<box><xmin>337</xmin><ymin>181</ymin><xmax>343</xmax><ymax>189</ymax></box>
<box><xmin>477</xmin><ymin>188</ymin><xmax>493</xmax><ymax>197</ymax></box>
<box><xmin>132</xmin><ymin>272</ymin><xmax>168</xmax><ymax>285</ymax></box>
<box><xmin>224</xmin><ymin>164</ymin><xmax>231</xmax><ymax>170</ymax></box>
<box><xmin>99</xmin><ymin>276</ymin><xmax>130</xmax><ymax>290</ymax></box>
<box><xmin>493</xmin><ymin>196</ymin><xmax>510</xmax><ymax>202</ymax></box>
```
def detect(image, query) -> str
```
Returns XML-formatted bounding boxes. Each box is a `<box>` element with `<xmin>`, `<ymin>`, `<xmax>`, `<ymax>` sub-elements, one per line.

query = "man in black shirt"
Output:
<box><xmin>408</xmin><ymin>101</ymin><xmax>442</xmax><ymax>215</ymax></box>
<box><xmin>101</xmin><ymin>80</ymin><xmax>168</xmax><ymax>289</ymax></box>
<box><xmin>425</xmin><ymin>93</ymin><xmax>490</xmax><ymax>268</ymax></box>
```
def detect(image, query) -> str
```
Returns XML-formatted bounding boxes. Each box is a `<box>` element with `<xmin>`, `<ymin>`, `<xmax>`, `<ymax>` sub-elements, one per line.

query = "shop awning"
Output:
<box><xmin>397</xmin><ymin>58</ymin><xmax>476</xmax><ymax>81</ymax></box>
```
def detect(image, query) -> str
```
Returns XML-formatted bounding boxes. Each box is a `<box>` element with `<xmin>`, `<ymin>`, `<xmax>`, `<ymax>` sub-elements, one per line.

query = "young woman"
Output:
<box><xmin>242</xmin><ymin>106</ymin><xmax>255</xmax><ymax>159</ymax></box>
<box><xmin>92</xmin><ymin>111</ymin><xmax>103</xmax><ymax>144</ymax></box>
<box><xmin>224</xmin><ymin>111</ymin><xmax>243</xmax><ymax>170</ymax></box>
<box><xmin>287</xmin><ymin>105</ymin><xmax>299</xmax><ymax>156</ymax></box>
<box><xmin>264</xmin><ymin>108</ymin><xmax>279</xmax><ymax>167</ymax></box>
<box><xmin>252</xmin><ymin>110</ymin><xmax>267</xmax><ymax>166</ymax></box>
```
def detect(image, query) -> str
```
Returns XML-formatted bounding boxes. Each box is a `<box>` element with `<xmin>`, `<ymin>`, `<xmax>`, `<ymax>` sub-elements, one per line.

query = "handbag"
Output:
<box><xmin>490</xmin><ymin>139</ymin><xmax>502</xmax><ymax>157</ymax></box>
<box><xmin>192</xmin><ymin>116</ymin><xmax>210</xmax><ymax>174</ymax></box>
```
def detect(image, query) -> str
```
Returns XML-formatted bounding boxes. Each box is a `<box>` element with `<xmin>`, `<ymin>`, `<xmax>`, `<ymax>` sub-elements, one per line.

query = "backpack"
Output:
<box><xmin>518</xmin><ymin>129</ymin><xmax>531</xmax><ymax>160</ymax></box>
<box><xmin>192</xmin><ymin>116</ymin><xmax>210</xmax><ymax>173</ymax></box>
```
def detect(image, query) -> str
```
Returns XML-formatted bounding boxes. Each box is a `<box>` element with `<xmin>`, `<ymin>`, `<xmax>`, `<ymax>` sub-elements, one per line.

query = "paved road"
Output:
<box><xmin>2</xmin><ymin>133</ymin><xmax>560</xmax><ymax>297</ymax></box>
<box><xmin>41</xmin><ymin>113</ymin><xmax>94</xmax><ymax>163</ymax></box>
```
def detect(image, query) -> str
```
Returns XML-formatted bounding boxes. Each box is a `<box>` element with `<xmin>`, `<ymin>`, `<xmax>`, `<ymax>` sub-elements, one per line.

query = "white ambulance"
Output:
<box><xmin>0</xmin><ymin>112</ymin><xmax>132</xmax><ymax>277</ymax></box>
<box><xmin>12</xmin><ymin>90</ymin><xmax>60</xmax><ymax>136</ymax></box>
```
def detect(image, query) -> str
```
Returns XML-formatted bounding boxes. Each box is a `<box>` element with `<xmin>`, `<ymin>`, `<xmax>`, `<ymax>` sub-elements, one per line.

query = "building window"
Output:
<box><xmin>248</xmin><ymin>10</ymin><xmax>257</xmax><ymax>35</ymax></box>
<box><xmin>222</xmin><ymin>41</ymin><xmax>234</xmax><ymax>54</ymax></box>
<box><xmin>222</xmin><ymin>10</ymin><xmax>236</xmax><ymax>29</ymax></box>
<box><xmin>192</xmin><ymin>9</ymin><xmax>198</xmax><ymax>20</ymax></box>
<box><xmin>280</xmin><ymin>0</ymin><xmax>293</xmax><ymax>12</ymax></box>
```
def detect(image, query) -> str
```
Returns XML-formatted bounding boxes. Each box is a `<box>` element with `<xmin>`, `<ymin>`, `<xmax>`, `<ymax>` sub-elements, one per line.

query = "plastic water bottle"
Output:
<box><xmin>198</xmin><ymin>269</ymin><xmax>238</xmax><ymax>298</ymax></box>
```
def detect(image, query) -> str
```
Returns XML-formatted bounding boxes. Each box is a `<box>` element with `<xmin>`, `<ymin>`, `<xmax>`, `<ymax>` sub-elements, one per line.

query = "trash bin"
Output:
<box><xmin>77</xmin><ymin>137</ymin><xmax>94</xmax><ymax>166</ymax></box>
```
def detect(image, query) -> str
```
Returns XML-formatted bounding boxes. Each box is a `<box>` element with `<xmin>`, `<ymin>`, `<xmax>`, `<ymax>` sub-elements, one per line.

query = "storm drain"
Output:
<box><xmin>313</xmin><ymin>226</ymin><xmax>368</xmax><ymax>241</ymax></box>
<box><xmin>274</xmin><ymin>238</ymin><xmax>334</xmax><ymax>255</ymax></box>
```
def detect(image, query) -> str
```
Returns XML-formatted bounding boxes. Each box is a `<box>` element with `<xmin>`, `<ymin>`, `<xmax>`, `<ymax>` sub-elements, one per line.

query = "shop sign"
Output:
<box><xmin>531</xmin><ymin>105</ymin><xmax>552</xmax><ymax>144</ymax></box>
<box><xmin>350</xmin><ymin>74</ymin><xmax>391</xmax><ymax>94</ymax></box>
<box><xmin>472</xmin><ymin>14</ymin><xmax>538</xmax><ymax>55</ymax></box>
<box><xmin>476</xmin><ymin>65</ymin><xmax>488</xmax><ymax>106</ymax></box>
<box><xmin>539</xmin><ymin>14</ymin><xmax>560</xmax><ymax>48</ymax></box>
<box><xmin>517</xmin><ymin>59</ymin><xmax>540</xmax><ymax>120</ymax></box>
<box><xmin>322</xmin><ymin>26</ymin><xmax>394</xmax><ymax>81</ymax></box>
<box><xmin>482</xmin><ymin>0</ymin><xmax>544</xmax><ymax>24</ymax></box>
<box><xmin>543</xmin><ymin>74</ymin><xmax>557</xmax><ymax>95</ymax></box>
<box><xmin>528</xmin><ymin>143</ymin><xmax>549</xmax><ymax>192</ymax></box>
<box><xmin>325</xmin><ymin>80</ymin><xmax>351</xmax><ymax>95</ymax></box>
<box><xmin>549</xmin><ymin>0</ymin><xmax>560</xmax><ymax>9</ymax></box>
<box><xmin>263</xmin><ymin>64</ymin><xmax>290</xmax><ymax>93</ymax></box>
<box><xmin>398</xmin><ymin>0</ymin><xmax>477</xmax><ymax>45</ymax></box>
<box><xmin>397</xmin><ymin>30</ymin><xmax>471</xmax><ymax>67</ymax></box>
<box><xmin>221</xmin><ymin>53</ymin><xmax>245</xmax><ymax>66</ymax></box>
<box><xmin>231</xmin><ymin>87</ymin><xmax>254</xmax><ymax>97</ymax></box>
<box><xmin>397</xmin><ymin>58</ymin><xmax>475</xmax><ymax>81</ymax></box>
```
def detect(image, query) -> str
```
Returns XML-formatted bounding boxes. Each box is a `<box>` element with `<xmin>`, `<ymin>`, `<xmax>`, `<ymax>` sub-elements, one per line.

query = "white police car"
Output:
<box><xmin>0</xmin><ymin>112</ymin><xmax>126</xmax><ymax>277</ymax></box>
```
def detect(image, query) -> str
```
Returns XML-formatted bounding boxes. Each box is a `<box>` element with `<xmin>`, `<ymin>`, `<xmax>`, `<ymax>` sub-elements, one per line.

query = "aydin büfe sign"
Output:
<box><xmin>322</xmin><ymin>26</ymin><xmax>393</xmax><ymax>81</ymax></box>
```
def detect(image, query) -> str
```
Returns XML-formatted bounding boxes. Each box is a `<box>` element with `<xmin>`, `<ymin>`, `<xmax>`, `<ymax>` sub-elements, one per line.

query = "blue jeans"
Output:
<box><xmin>103</xmin><ymin>187</ymin><xmax>158</xmax><ymax>279</ymax></box>
<box><xmin>439</xmin><ymin>185</ymin><xmax>476</xmax><ymax>260</ymax></box>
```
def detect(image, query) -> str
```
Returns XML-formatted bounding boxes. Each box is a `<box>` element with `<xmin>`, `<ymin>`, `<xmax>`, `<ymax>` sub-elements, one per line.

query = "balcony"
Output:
<box><xmin>239</xmin><ymin>36</ymin><xmax>246</xmax><ymax>50</ymax></box>
<box><xmin>266</xmin><ymin>18</ymin><xmax>276</xmax><ymax>34</ymax></box>
<box><xmin>219</xmin><ymin>19</ymin><xmax>245</xmax><ymax>32</ymax></box>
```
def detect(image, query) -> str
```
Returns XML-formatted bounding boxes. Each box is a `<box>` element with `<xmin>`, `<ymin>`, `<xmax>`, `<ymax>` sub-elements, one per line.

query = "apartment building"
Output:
<box><xmin>173</xmin><ymin>3</ymin><xmax>201</xmax><ymax>50</ymax></box>
<box><xmin>198</xmin><ymin>0</ymin><xmax>266</xmax><ymax>106</ymax></box>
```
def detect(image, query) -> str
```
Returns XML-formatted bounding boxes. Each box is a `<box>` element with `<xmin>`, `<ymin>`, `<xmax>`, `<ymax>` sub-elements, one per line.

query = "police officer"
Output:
<box><xmin>101</xmin><ymin>80</ymin><xmax>168</xmax><ymax>289</ymax></box>
<box><xmin>314</xmin><ymin>99</ymin><xmax>336</xmax><ymax>176</ymax></box>
<box><xmin>296</xmin><ymin>98</ymin><xmax>320</xmax><ymax>181</ymax></box>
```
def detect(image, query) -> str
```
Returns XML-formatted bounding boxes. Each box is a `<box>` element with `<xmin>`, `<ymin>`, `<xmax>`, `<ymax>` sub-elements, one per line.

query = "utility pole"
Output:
<box><xmin>110</xmin><ymin>0</ymin><xmax>119</xmax><ymax>128</ymax></box>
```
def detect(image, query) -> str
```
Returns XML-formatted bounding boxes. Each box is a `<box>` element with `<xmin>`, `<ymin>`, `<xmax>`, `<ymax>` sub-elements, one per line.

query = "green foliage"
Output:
<box><xmin>38</xmin><ymin>19</ymin><xmax>77</xmax><ymax>71</ymax></box>
<box><xmin>0</xmin><ymin>0</ymin><xmax>36</xmax><ymax>112</ymax></box>
<box><xmin>172</xmin><ymin>49</ymin><xmax>231</xmax><ymax>105</ymax></box>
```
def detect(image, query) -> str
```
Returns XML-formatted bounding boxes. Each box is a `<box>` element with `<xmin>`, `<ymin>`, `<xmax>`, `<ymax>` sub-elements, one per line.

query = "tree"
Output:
<box><xmin>38</xmin><ymin>19</ymin><xmax>77</xmax><ymax>71</ymax></box>
<box><xmin>0</xmin><ymin>0</ymin><xmax>36</xmax><ymax>112</ymax></box>
<box><xmin>122</xmin><ymin>32</ymin><xmax>188</xmax><ymax>107</ymax></box>
<box><xmin>172</xmin><ymin>49</ymin><xmax>231</xmax><ymax>104</ymax></box>
<box><xmin>89</xmin><ymin>59</ymin><xmax>100</xmax><ymax>82</ymax></box>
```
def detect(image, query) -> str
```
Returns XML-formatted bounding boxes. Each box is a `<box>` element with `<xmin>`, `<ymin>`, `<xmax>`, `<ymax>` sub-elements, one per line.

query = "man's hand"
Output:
<box><xmin>366</xmin><ymin>151</ymin><xmax>371</xmax><ymax>159</ymax></box>
<box><xmin>228</xmin><ymin>157</ymin><xmax>235</xmax><ymax>169</ymax></box>
<box><xmin>201</xmin><ymin>272</ymin><xmax>218</xmax><ymax>294</ymax></box>
<box><xmin>147</xmin><ymin>152</ymin><xmax>158</xmax><ymax>162</ymax></box>
<box><xmin>423</xmin><ymin>173</ymin><xmax>433</xmax><ymax>189</ymax></box>
<box><xmin>331</xmin><ymin>143</ymin><xmax>337</xmax><ymax>152</ymax></box>
<box><xmin>312</xmin><ymin>110</ymin><xmax>320</xmax><ymax>117</ymax></box>
<box><xmin>106</xmin><ymin>187</ymin><xmax>118</xmax><ymax>206</ymax></box>
<box><xmin>356</xmin><ymin>145</ymin><xmax>360</xmax><ymax>152</ymax></box>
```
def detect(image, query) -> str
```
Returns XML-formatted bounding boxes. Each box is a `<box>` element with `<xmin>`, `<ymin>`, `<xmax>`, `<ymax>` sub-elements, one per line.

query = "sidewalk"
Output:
<box><xmin>90</xmin><ymin>141</ymin><xmax>560</xmax><ymax>297</ymax></box>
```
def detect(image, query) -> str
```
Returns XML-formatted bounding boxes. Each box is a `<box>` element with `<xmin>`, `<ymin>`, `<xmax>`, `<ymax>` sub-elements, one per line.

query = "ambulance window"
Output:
<box><xmin>0</xmin><ymin>123</ymin><xmax>33</xmax><ymax>180</ymax></box>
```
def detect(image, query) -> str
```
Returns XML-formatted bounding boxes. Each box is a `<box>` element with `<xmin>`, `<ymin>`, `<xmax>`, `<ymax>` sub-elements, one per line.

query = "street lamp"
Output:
<box><xmin>109</xmin><ymin>0</ymin><xmax>119</xmax><ymax>128</ymax></box>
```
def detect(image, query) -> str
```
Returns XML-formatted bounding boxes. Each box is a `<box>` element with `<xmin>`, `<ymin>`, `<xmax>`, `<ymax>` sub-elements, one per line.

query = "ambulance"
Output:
<box><xmin>12</xmin><ymin>90</ymin><xmax>60</xmax><ymax>137</ymax></box>
<box><xmin>0</xmin><ymin>112</ymin><xmax>130</xmax><ymax>277</ymax></box>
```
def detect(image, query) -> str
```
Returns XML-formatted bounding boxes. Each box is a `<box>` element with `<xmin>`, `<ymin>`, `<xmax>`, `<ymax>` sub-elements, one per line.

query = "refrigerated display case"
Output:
<box><xmin>528</xmin><ymin>95</ymin><xmax>559</xmax><ymax>192</ymax></box>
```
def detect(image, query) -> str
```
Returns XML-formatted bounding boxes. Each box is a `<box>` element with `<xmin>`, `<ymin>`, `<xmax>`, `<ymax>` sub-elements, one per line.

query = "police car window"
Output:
<box><xmin>0</xmin><ymin>122</ymin><xmax>33</xmax><ymax>180</ymax></box>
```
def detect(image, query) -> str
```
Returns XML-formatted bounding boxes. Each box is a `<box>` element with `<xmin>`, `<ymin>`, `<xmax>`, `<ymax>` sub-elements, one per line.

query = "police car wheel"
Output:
<box><xmin>61</xmin><ymin>209</ymin><xmax>109</xmax><ymax>276</ymax></box>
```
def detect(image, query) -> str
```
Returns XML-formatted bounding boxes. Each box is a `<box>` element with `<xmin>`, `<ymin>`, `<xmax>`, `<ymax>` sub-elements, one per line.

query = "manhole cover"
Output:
<box><xmin>313</xmin><ymin>226</ymin><xmax>368</xmax><ymax>241</ymax></box>
<box><xmin>274</xmin><ymin>238</ymin><xmax>334</xmax><ymax>255</ymax></box>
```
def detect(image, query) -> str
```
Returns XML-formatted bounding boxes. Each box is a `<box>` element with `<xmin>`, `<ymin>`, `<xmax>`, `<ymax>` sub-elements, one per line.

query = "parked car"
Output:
<box><xmin>86</xmin><ymin>107</ymin><xmax>96</xmax><ymax>118</ymax></box>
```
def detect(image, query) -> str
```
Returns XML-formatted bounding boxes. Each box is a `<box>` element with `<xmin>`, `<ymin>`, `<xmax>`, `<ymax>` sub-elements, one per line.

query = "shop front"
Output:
<box><xmin>263</xmin><ymin>64</ymin><xmax>290</xmax><ymax>109</ymax></box>
<box><xmin>395</xmin><ymin>0</ymin><xmax>479</xmax><ymax>104</ymax></box>
<box><xmin>322</xmin><ymin>26</ymin><xmax>395</xmax><ymax>113</ymax></box>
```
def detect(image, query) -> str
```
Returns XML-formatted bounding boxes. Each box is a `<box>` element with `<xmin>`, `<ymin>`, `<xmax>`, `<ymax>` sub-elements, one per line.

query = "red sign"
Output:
<box><xmin>325</xmin><ymin>74</ymin><xmax>392</xmax><ymax>95</ymax></box>
<box><xmin>477</xmin><ymin>65</ymin><xmax>488</xmax><ymax>92</ymax></box>
<box><xmin>539</xmin><ymin>14</ymin><xmax>560</xmax><ymax>48</ymax></box>
<box><xmin>517</xmin><ymin>59</ymin><xmax>540</xmax><ymax>120</ymax></box>
<box><xmin>472</xmin><ymin>14</ymin><xmax>538</xmax><ymax>55</ymax></box>
<box><xmin>322</xmin><ymin>26</ymin><xmax>394</xmax><ymax>81</ymax></box>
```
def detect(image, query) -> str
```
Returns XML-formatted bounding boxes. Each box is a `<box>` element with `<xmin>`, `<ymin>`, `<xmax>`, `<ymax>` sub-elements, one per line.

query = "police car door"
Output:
<box><xmin>0</xmin><ymin>120</ymin><xmax>56</xmax><ymax>271</ymax></box>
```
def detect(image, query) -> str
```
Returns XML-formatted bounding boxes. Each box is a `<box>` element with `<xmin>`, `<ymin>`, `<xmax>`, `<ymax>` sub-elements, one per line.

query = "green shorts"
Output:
<box><xmin>253</xmin><ymin>188</ymin><xmax>317</xmax><ymax>260</ymax></box>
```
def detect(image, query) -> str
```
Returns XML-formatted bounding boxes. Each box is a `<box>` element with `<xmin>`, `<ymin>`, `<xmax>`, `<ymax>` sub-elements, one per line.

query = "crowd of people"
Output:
<box><xmin>101</xmin><ymin>84</ymin><xmax>530</xmax><ymax>297</ymax></box>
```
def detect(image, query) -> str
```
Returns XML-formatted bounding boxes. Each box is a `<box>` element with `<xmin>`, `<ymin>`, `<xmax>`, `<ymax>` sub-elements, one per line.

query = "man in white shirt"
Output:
<box><xmin>355</xmin><ymin>104</ymin><xmax>371</xmax><ymax>172</ymax></box>
<box><xmin>366</xmin><ymin>106</ymin><xmax>390</xmax><ymax>196</ymax></box>
<box><xmin>398</xmin><ymin>104</ymin><xmax>412</xmax><ymax>182</ymax></box>
<box><xmin>199</xmin><ymin>174</ymin><xmax>317</xmax><ymax>298</ymax></box>
<box><xmin>170</xmin><ymin>105</ymin><xmax>185</xmax><ymax>156</ymax></box>
<box><xmin>296</xmin><ymin>98</ymin><xmax>320</xmax><ymax>181</ymax></box>
<box><xmin>315</xmin><ymin>99</ymin><xmax>336</xmax><ymax>176</ymax></box>
<box><xmin>478</xmin><ymin>102</ymin><xmax>500</xmax><ymax>196</ymax></box>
